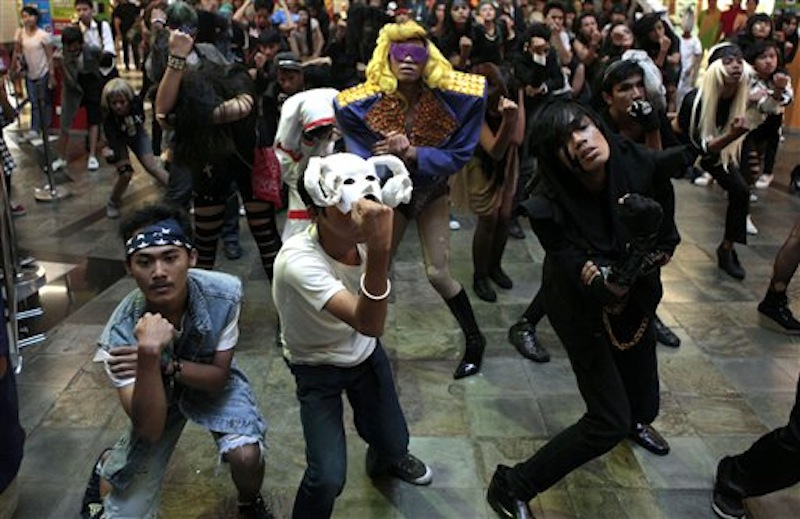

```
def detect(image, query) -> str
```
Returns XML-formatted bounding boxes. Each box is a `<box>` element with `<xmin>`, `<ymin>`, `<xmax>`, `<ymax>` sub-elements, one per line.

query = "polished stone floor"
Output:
<box><xmin>4</xmin><ymin>103</ymin><xmax>800</xmax><ymax>517</ymax></box>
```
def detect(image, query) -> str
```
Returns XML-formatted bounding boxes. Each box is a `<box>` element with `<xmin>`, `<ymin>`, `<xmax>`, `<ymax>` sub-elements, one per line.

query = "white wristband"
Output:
<box><xmin>360</xmin><ymin>273</ymin><xmax>391</xmax><ymax>301</ymax></box>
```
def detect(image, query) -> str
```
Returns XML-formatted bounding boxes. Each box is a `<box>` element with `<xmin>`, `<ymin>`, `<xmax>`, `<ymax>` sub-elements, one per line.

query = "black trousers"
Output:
<box><xmin>728</xmin><ymin>373</ymin><xmax>800</xmax><ymax>497</ymax></box>
<box><xmin>704</xmin><ymin>160</ymin><xmax>749</xmax><ymax>245</ymax></box>
<box><xmin>506</xmin><ymin>320</ymin><xmax>659</xmax><ymax>500</ymax></box>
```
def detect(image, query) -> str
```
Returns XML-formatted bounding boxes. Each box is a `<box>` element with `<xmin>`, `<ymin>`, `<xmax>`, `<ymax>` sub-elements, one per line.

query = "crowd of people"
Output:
<box><xmin>3</xmin><ymin>0</ymin><xmax>800</xmax><ymax>518</ymax></box>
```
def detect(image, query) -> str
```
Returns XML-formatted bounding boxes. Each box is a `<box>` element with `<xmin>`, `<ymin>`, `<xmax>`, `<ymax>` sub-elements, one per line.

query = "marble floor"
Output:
<box><xmin>4</xmin><ymin>102</ymin><xmax>800</xmax><ymax>518</ymax></box>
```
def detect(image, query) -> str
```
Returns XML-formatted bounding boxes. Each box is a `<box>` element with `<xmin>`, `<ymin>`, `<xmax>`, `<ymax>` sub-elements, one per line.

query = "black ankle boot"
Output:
<box><xmin>487</xmin><ymin>465</ymin><xmax>533</xmax><ymax>519</ymax></box>
<box><xmin>717</xmin><ymin>246</ymin><xmax>745</xmax><ymax>280</ymax></box>
<box><xmin>445</xmin><ymin>289</ymin><xmax>486</xmax><ymax>379</ymax></box>
<box><xmin>489</xmin><ymin>267</ymin><xmax>513</xmax><ymax>289</ymax></box>
<box><xmin>758</xmin><ymin>290</ymin><xmax>800</xmax><ymax>334</ymax></box>
<box><xmin>454</xmin><ymin>333</ymin><xmax>485</xmax><ymax>379</ymax></box>
<box><xmin>473</xmin><ymin>276</ymin><xmax>497</xmax><ymax>302</ymax></box>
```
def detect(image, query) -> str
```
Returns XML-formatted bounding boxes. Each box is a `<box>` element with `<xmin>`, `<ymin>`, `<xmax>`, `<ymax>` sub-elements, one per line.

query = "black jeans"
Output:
<box><xmin>288</xmin><ymin>343</ymin><xmax>410</xmax><ymax>519</ymax></box>
<box><xmin>705</xmin><ymin>160</ymin><xmax>749</xmax><ymax>245</ymax></box>
<box><xmin>506</xmin><ymin>320</ymin><xmax>659</xmax><ymax>500</ymax></box>
<box><xmin>728</xmin><ymin>373</ymin><xmax>800</xmax><ymax>497</ymax></box>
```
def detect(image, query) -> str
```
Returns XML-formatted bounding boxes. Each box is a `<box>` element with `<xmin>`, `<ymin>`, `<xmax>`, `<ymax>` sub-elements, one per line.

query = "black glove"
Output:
<box><xmin>616</xmin><ymin>193</ymin><xmax>664</xmax><ymax>249</ymax></box>
<box><xmin>100</xmin><ymin>52</ymin><xmax>115</xmax><ymax>69</ymax></box>
<box><xmin>627</xmin><ymin>99</ymin><xmax>660</xmax><ymax>133</ymax></box>
<box><xmin>607</xmin><ymin>194</ymin><xmax>664</xmax><ymax>287</ymax></box>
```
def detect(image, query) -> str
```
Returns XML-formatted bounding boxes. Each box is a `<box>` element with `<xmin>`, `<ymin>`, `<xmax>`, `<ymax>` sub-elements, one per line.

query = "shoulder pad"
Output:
<box><xmin>336</xmin><ymin>83</ymin><xmax>381</xmax><ymax>108</ymax></box>
<box><xmin>439</xmin><ymin>71</ymin><xmax>486</xmax><ymax>98</ymax></box>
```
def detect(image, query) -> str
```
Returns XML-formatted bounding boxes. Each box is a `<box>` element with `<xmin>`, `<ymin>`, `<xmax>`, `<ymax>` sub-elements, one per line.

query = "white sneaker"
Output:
<box><xmin>693</xmin><ymin>172</ymin><xmax>713</xmax><ymax>186</ymax></box>
<box><xmin>749</xmin><ymin>192</ymin><xmax>758</xmax><ymax>203</ymax></box>
<box><xmin>746</xmin><ymin>215</ymin><xmax>758</xmax><ymax>235</ymax></box>
<box><xmin>106</xmin><ymin>200</ymin><xmax>120</xmax><ymax>219</ymax></box>
<box><xmin>449</xmin><ymin>217</ymin><xmax>461</xmax><ymax>231</ymax></box>
<box><xmin>87</xmin><ymin>156</ymin><xmax>100</xmax><ymax>171</ymax></box>
<box><xmin>51</xmin><ymin>157</ymin><xmax>68</xmax><ymax>172</ymax></box>
<box><xmin>754</xmin><ymin>174</ymin><xmax>774</xmax><ymax>189</ymax></box>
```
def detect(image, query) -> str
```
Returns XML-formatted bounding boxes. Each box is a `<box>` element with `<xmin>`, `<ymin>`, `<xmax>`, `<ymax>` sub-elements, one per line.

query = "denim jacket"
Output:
<box><xmin>98</xmin><ymin>269</ymin><xmax>266</xmax><ymax>489</ymax></box>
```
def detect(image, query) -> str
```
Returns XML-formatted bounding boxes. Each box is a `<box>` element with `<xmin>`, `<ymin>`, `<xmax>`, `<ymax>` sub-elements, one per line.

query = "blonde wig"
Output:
<box><xmin>690</xmin><ymin>50</ymin><xmax>752</xmax><ymax>171</ymax></box>
<box><xmin>365</xmin><ymin>21</ymin><xmax>454</xmax><ymax>95</ymax></box>
<box><xmin>101</xmin><ymin>78</ymin><xmax>137</xmax><ymax>115</ymax></box>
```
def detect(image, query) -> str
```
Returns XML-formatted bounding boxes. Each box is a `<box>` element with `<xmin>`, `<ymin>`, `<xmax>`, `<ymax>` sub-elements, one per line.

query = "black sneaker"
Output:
<box><xmin>238</xmin><ymin>494</ymin><xmax>274</xmax><ymax>519</ymax></box>
<box><xmin>80</xmin><ymin>449</ymin><xmax>111</xmax><ymax>519</ymax></box>
<box><xmin>758</xmin><ymin>297</ymin><xmax>800</xmax><ymax>335</ymax></box>
<box><xmin>389</xmin><ymin>453</ymin><xmax>433</xmax><ymax>486</ymax></box>
<box><xmin>712</xmin><ymin>457</ymin><xmax>746</xmax><ymax>519</ymax></box>
<box><xmin>508</xmin><ymin>319</ymin><xmax>550</xmax><ymax>363</ymax></box>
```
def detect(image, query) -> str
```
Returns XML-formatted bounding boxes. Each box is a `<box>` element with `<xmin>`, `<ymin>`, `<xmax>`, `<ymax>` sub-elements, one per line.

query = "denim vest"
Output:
<box><xmin>98</xmin><ymin>269</ymin><xmax>266</xmax><ymax>489</ymax></box>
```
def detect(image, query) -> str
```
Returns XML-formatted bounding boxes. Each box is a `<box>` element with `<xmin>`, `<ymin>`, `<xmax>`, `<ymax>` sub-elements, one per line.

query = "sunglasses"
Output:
<box><xmin>389</xmin><ymin>43</ymin><xmax>429</xmax><ymax>64</ymax></box>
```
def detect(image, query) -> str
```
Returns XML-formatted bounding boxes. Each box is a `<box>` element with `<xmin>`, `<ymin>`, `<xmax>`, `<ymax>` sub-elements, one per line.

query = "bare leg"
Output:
<box><xmin>227</xmin><ymin>444</ymin><xmax>265</xmax><ymax>503</ymax></box>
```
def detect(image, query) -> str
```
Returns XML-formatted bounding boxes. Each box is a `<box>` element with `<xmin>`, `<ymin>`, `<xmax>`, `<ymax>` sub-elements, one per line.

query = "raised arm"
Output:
<box><xmin>323</xmin><ymin>200</ymin><xmax>393</xmax><ymax>337</ymax></box>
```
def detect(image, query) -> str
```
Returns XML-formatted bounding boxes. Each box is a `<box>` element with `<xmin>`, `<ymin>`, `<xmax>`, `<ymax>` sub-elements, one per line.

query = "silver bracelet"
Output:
<box><xmin>360</xmin><ymin>273</ymin><xmax>391</xmax><ymax>301</ymax></box>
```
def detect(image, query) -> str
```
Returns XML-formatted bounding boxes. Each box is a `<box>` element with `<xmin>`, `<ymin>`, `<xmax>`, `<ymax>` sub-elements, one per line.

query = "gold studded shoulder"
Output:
<box><xmin>439</xmin><ymin>71</ymin><xmax>487</xmax><ymax>98</ymax></box>
<box><xmin>336</xmin><ymin>83</ymin><xmax>381</xmax><ymax>108</ymax></box>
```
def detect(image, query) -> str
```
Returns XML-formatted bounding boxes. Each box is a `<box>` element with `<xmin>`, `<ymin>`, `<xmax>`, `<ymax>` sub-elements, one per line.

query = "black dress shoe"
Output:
<box><xmin>454</xmin><ymin>334</ymin><xmax>485</xmax><ymax>379</ymax></box>
<box><xmin>223</xmin><ymin>242</ymin><xmax>243</xmax><ymax>260</ymax></box>
<box><xmin>717</xmin><ymin>246</ymin><xmax>745</xmax><ymax>280</ymax></box>
<box><xmin>629</xmin><ymin>422</ymin><xmax>670</xmax><ymax>456</ymax></box>
<box><xmin>508</xmin><ymin>319</ymin><xmax>550</xmax><ymax>363</ymax></box>
<box><xmin>487</xmin><ymin>465</ymin><xmax>534</xmax><ymax>519</ymax></box>
<box><xmin>490</xmin><ymin>267</ymin><xmax>513</xmax><ymax>289</ymax></box>
<box><xmin>508</xmin><ymin>218</ymin><xmax>525</xmax><ymax>240</ymax></box>
<box><xmin>474</xmin><ymin>277</ymin><xmax>497</xmax><ymax>302</ymax></box>
<box><xmin>653</xmin><ymin>315</ymin><xmax>680</xmax><ymax>348</ymax></box>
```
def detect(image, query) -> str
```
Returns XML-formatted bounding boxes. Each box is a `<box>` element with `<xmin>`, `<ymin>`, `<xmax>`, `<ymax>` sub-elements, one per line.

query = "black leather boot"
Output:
<box><xmin>717</xmin><ymin>245</ymin><xmax>745</xmax><ymax>280</ymax></box>
<box><xmin>445</xmin><ymin>289</ymin><xmax>486</xmax><ymax>379</ymax></box>
<box><xmin>474</xmin><ymin>276</ymin><xmax>497</xmax><ymax>302</ymax></box>
<box><xmin>487</xmin><ymin>465</ymin><xmax>534</xmax><ymax>519</ymax></box>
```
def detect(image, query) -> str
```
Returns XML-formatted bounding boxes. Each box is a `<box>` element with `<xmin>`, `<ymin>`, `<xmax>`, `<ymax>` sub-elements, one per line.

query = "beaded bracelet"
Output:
<box><xmin>360</xmin><ymin>273</ymin><xmax>391</xmax><ymax>301</ymax></box>
<box><xmin>167</xmin><ymin>54</ymin><xmax>187</xmax><ymax>71</ymax></box>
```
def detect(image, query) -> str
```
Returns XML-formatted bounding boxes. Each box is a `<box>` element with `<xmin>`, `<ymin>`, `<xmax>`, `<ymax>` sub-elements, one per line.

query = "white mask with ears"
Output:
<box><xmin>303</xmin><ymin>153</ymin><xmax>413</xmax><ymax>213</ymax></box>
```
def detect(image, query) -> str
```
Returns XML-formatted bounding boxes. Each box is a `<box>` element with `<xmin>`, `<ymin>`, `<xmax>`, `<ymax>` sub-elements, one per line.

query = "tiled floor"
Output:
<box><xmin>4</xmin><ymin>82</ymin><xmax>800</xmax><ymax>517</ymax></box>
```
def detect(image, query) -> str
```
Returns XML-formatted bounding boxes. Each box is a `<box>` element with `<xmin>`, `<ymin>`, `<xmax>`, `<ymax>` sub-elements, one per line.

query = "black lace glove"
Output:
<box><xmin>607</xmin><ymin>194</ymin><xmax>664</xmax><ymax>287</ymax></box>
<box><xmin>627</xmin><ymin>100</ymin><xmax>660</xmax><ymax>133</ymax></box>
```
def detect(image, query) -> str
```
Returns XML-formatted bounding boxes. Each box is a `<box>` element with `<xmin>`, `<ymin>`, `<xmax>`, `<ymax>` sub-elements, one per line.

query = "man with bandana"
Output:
<box><xmin>273</xmin><ymin>153</ymin><xmax>430</xmax><ymax>519</ymax></box>
<box><xmin>82</xmin><ymin>202</ymin><xmax>270</xmax><ymax>519</ymax></box>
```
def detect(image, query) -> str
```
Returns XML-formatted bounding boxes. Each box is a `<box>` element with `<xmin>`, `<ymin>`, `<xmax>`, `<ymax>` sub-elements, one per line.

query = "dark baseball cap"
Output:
<box><xmin>275</xmin><ymin>51</ymin><xmax>302</xmax><ymax>72</ymax></box>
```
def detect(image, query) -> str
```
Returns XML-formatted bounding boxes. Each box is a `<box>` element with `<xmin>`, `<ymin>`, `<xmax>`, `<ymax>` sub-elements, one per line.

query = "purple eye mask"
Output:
<box><xmin>390</xmin><ymin>43</ymin><xmax>429</xmax><ymax>64</ymax></box>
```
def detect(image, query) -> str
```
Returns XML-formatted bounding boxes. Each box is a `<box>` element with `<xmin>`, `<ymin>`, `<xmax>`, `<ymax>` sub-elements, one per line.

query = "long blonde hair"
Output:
<box><xmin>690</xmin><ymin>53</ymin><xmax>751</xmax><ymax>170</ymax></box>
<box><xmin>365</xmin><ymin>21</ymin><xmax>454</xmax><ymax>95</ymax></box>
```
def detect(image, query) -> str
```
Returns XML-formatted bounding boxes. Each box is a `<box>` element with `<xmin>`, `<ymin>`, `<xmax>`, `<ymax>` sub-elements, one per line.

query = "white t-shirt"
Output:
<box><xmin>679</xmin><ymin>35</ymin><xmax>703</xmax><ymax>79</ymax></box>
<box><xmin>15</xmin><ymin>28</ymin><xmax>50</xmax><ymax>80</ymax></box>
<box><xmin>272</xmin><ymin>226</ymin><xmax>376</xmax><ymax>367</ymax></box>
<box><xmin>101</xmin><ymin>305</ymin><xmax>240</xmax><ymax>388</ymax></box>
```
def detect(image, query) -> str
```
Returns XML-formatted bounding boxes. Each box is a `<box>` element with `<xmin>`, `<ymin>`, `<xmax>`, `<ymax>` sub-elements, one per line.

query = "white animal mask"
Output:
<box><xmin>304</xmin><ymin>153</ymin><xmax>413</xmax><ymax>213</ymax></box>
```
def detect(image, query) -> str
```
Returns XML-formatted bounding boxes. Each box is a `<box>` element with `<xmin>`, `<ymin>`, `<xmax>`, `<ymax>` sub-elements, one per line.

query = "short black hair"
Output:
<box><xmin>525</xmin><ymin>22</ymin><xmax>552</xmax><ymax>42</ymax></box>
<box><xmin>61</xmin><ymin>25</ymin><xmax>83</xmax><ymax>46</ymax></box>
<box><xmin>74</xmin><ymin>0</ymin><xmax>92</xmax><ymax>8</ymax></box>
<box><xmin>543</xmin><ymin>1</ymin><xmax>565</xmax><ymax>17</ymax></box>
<box><xmin>119</xmin><ymin>202</ymin><xmax>195</xmax><ymax>250</ymax></box>
<box><xmin>21</xmin><ymin>5</ymin><xmax>40</xmax><ymax>17</ymax></box>
<box><xmin>257</xmin><ymin>28</ymin><xmax>282</xmax><ymax>47</ymax></box>
<box><xmin>744</xmin><ymin>38</ymin><xmax>780</xmax><ymax>65</ymax></box>
<box><xmin>601</xmin><ymin>59</ymin><xmax>644</xmax><ymax>93</ymax></box>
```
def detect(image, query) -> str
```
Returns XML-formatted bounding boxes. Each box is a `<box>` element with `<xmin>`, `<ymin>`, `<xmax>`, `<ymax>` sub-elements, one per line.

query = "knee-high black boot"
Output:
<box><xmin>445</xmin><ymin>288</ymin><xmax>486</xmax><ymax>379</ymax></box>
